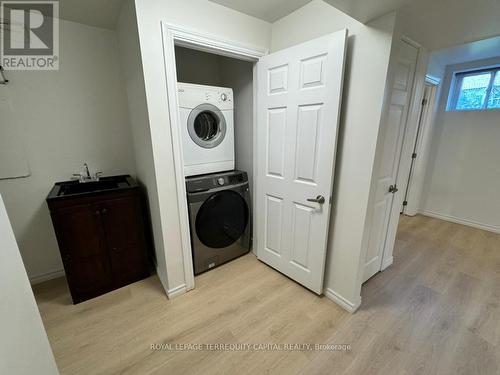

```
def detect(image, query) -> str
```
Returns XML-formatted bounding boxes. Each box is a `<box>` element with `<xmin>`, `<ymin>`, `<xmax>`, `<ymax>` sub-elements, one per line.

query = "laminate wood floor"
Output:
<box><xmin>34</xmin><ymin>215</ymin><xmax>500</xmax><ymax>374</ymax></box>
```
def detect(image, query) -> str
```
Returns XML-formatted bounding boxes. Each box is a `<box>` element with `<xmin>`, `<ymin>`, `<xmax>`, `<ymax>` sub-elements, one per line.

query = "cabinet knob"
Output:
<box><xmin>95</xmin><ymin>210</ymin><xmax>101</xmax><ymax>216</ymax></box>
<box><xmin>64</xmin><ymin>253</ymin><xmax>71</xmax><ymax>262</ymax></box>
<box><xmin>102</xmin><ymin>208</ymin><xmax>108</xmax><ymax>215</ymax></box>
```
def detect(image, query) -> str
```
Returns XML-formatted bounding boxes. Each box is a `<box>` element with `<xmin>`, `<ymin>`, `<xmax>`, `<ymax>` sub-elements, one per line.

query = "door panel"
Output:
<box><xmin>257</xmin><ymin>31</ymin><xmax>347</xmax><ymax>294</ymax></box>
<box><xmin>290</xmin><ymin>202</ymin><xmax>314</xmax><ymax>270</ymax></box>
<box><xmin>268</xmin><ymin>65</ymin><xmax>288</xmax><ymax>94</ymax></box>
<box><xmin>300</xmin><ymin>54</ymin><xmax>326</xmax><ymax>89</ymax></box>
<box><xmin>267</xmin><ymin>108</ymin><xmax>287</xmax><ymax>177</ymax></box>
<box><xmin>380</xmin><ymin>107</ymin><xmax>405</xmax><ymax>177</ymax></box>
<box><xmin>264</xmin><ymin>195</ymin><xmax>284</xmax><ymax>257</ymax></box>
<box><xmin>295</xmin><ymin>104</ymin><xmax>322</xmax><ymax>184</ymax></box>
<box><xmin>363</xmin><ymin>40</ymin><xmax>419</xmax><ymax>282</ymax></box>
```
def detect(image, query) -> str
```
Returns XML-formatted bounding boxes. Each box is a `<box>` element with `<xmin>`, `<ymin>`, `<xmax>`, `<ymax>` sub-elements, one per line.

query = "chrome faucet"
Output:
<box><xmin>72</xmin><ymin>163</ymin><xmax>103</xmax><ymax>183</ymax></box>
<box><xmin>84</xmin><ymin>163</ymin><xmax>91</xmax><ymax>179</ymax></box>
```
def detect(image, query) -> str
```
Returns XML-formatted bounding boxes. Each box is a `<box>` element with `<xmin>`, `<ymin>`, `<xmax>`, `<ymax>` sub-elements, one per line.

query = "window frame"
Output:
<box><xmin>447</xmin><ymin>66</ymin><xmax>500</xmax><ymax>112</ymax></box>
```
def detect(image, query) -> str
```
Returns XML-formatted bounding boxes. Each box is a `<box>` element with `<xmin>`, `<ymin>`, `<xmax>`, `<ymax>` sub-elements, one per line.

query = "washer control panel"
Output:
<box><xmin>185</xmin><ymin>170</ymin><xmax>248</xmax><ymax>193</ymax></box>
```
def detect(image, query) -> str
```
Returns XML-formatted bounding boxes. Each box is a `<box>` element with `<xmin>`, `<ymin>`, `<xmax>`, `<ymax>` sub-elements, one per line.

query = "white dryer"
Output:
<box><xmin>177</xmin><ymin>82</ymin><xmax>235</xmax><ymax>177</ymax></box>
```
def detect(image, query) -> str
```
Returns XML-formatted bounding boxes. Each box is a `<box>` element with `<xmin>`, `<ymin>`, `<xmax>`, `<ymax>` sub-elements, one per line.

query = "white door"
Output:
<box><xmin>402</xmin><ymin>83</ymin><xmax>436</xmax><ymax>216</ymax></box>
<box><xmin>363</xmin><ymin>40</ymin><xmax>419</xmax><ymax>282</ymax></box>
<box><xmin>256</xmin><ymin>31</ymin><xmax>347</xmax><ymax>294</ymax></box>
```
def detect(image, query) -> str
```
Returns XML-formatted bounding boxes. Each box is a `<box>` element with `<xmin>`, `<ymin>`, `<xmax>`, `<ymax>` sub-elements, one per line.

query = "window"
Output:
<box><xmin>448</xmin><ymin>68</ymin><xmax>500</xmax><ymax>111</ymax></box>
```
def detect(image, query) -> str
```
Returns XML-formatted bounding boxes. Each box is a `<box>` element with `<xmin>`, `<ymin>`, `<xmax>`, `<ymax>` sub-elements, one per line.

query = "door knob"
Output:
<box><xmin>388</xmin><ymin>185</ymin><xmax>399</xmax><ymax>194</ymax></box>
<box><xmin>307</xmin><ymin>195</ymin><xmax>326</xmax><ymax>204</ymax></box>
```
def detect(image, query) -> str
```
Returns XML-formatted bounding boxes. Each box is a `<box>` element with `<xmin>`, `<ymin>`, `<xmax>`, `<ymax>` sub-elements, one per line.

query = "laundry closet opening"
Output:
<box><xmin>174</xmin><ymin>45</ymin><xmax>256</xmax><ymax>277</ymax></box>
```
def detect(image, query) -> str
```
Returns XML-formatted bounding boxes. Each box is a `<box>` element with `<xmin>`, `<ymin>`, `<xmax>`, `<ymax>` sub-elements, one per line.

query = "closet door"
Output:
<box><xmin>362</xmin><ymin>40</ymin><xmax>419</xmax><ymax>282</ymax></box>
<box><xmin>255</xmin><ymin>30</ymin><xmax>347</xmax><ymax>294</ymax></box>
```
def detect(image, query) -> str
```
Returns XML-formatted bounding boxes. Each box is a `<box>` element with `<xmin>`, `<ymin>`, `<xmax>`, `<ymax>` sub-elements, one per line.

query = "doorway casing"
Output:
<box><xmin>161</xmin><ymin>23</ymin><xmax>267</xmax><ymax>296</ymax></box>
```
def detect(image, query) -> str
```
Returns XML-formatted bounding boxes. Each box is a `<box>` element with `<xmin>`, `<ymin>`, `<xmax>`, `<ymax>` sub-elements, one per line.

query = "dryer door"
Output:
<box><xmin>195</xmin><ymin>190</ymin><xmax>249</xmax><ymax>249</ymax></box>
<box><xmin>188</xmin><ymin>103</ymin><xmax>227</xmax><ymax>149</ymax></box>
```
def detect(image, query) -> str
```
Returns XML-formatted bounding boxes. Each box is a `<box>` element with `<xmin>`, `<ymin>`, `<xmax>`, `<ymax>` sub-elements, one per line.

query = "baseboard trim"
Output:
<box><xmin>324</xmin><ymin>288</ymin><xmax>361</xmax><ymax>313</ymax></box>
<box><xmin>381</xmin><ymin>256</ymin><xmax>394</xmax><ymax>271</ymax></box>
<box><xmin>420</xmin><ymin>210</ymin><xmax>500</xmax><ymax>234</ymax></box>
<box><xmin>167</xmin><ymin>284</ymin><xmax>187</xmax><ymax>299</ymax></box>
<box><xmin>30</xmin><ymin>268</ymin><xmax>65</xmax><ymax>285</ymax></box>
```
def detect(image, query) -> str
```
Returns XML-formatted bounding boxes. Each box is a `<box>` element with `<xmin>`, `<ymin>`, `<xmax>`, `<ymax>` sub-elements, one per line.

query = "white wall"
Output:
<box><xmin>116</xmin><ymin>0</ymin><xmax>171</xmax><ymax>291</ymax></box>
<box><xmin>0</xmin><ymin>19</ymin><xmax>136</xmax><ymax>283</ymax></box>
<box><xmin>271</xmin><ymin>0</ymin><xmax>397</xmax><ymax>310</ymax></box>
<box><xmin>175</xmin><ymin>46</ymin><xmax>223</xmax><ymax>86</ymax></box>
<box><xmin>420</xmin><ymin>57</ymin><xmax>500</xmax><ymax>233</ymax></box>
<box><xmin>0</xmin><ymin>195</ymin><xmax>59</xmax><ymax>375</ymax></box>
<box><xmin>132</xmin><ymin>0</ymin><xmax>271</xmax><ymax>293</ymax></box>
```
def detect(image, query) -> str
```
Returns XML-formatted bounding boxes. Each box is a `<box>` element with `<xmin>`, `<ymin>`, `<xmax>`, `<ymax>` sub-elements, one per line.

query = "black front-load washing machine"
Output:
<box><xmin>186</xmin><ymin>170</ymin><xmax>251</xmax><ymax>275</ymax></box>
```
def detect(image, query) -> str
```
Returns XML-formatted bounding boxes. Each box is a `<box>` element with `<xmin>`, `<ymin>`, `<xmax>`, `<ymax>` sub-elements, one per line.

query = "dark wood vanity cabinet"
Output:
<box><xmin>47</xmin><ymin>179</ymin><xmax>150</xmax><ymax>304</ymax></box>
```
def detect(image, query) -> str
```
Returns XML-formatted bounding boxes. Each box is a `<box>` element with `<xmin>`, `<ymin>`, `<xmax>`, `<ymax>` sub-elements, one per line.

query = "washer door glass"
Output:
<box><xmin>195</xmin><ymin>190</ymin><xmax>249</xmax><ymax>249</ymax></box>
<box><xmin>188</xmin><ymin>103</ymin><xmax>226</xmax><ymax>149</ymax></box>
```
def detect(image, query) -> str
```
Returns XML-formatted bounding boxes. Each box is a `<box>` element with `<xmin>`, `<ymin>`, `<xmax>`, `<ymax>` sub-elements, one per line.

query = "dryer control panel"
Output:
<box><xmin>178</xmin><ymin>82</ymin><xmax>233</xmax><ymax>110</ymax></box>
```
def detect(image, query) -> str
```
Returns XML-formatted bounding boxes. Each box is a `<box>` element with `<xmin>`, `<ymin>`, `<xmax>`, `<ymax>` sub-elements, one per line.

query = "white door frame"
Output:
<box><xmin>161</xmin><ymin>22</ymin><xmax>267</xmax><ymax>292</ymax></box>
<box><xmin>378</xmin><ymin>36</ymin><xmax>428</xmax><ymax>270</ymax></box>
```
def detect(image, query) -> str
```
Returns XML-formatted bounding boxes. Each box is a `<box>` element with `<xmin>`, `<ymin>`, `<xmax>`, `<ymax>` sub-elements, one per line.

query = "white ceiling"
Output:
<box><xmin>58</xmin><ymin>0</ymin><xmax>124</xmax><ymax>30</ymax></box>
<box><xmin>325</xmin><ymin>0</ymin><xmax>500</xmax><ymax>51</ymax></box>
<box><xmin>399</xmin><ymin>0</ymin><xmax>500</xmax><ymax>51</ymax></box>
<box><xmin>28</xmin><ymin>0</ymin><xmax>500</xmax><ymax>53</ymax></box>
<box><xmin>323</xmin><ymin>0</ymin><xmax>413</xmax><ymax>23</ymax></box>
<box><xmin>208</xmin><ymin>0</ymin><xmax>313</xmax><ymax>22</ymax></box>
<box><xmin>428</xmin><ymin>36</ymin><xmax>500</xmax><ymax>79</ymax></box>
<box><xmin>58</xmin><ymin>0</ymin><xmax>314</xmax><ymax>29</ymax></box>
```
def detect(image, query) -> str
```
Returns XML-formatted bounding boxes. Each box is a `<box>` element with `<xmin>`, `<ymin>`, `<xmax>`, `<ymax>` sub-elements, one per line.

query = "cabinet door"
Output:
<box><xmin>51</xmin><ymin>204</ymin><xmax>112</xmax><ymax>301</ymax></box>
<box><xmin>100</xmin><ymin>196</ymin><xmax>148</xmax><ymax>287</ymax></box>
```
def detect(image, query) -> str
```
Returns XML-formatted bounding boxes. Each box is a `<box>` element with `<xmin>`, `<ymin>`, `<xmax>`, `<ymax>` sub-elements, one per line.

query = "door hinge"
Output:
<box><xmin>422</xmin><ymin>98</ymin><xmax>428</xmax><ymax>106</ymax></box>
<box><xmin>403</xmin><ymin>200</ymin><xmax>408</xmax><ymax>206</ymax></box>
<box><xmin>411</xmin><ymin>152</ymin><xmax>417</xmax><ymax>159</ymax></box>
